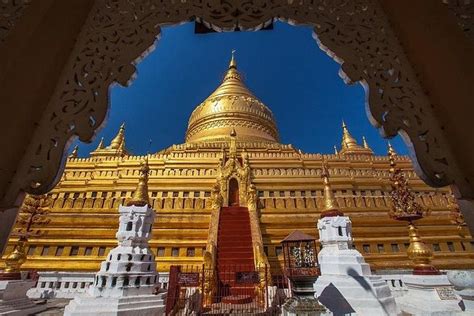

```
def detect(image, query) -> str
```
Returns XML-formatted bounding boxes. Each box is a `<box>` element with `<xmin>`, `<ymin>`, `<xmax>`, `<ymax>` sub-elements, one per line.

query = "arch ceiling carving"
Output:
<box><xmin>3</xmin><ymin>0</ymin><xmax>473</xmax><ymax>205</ymax></box>
<box><xmin>0</xmin><ymin>0</ymin><xmax>31</xmax><ymax>44</ymax></box>
<box><xmin>443</xmin><ymin>0</ymin><xmax>474</xmax><ymax>41</ymax></box>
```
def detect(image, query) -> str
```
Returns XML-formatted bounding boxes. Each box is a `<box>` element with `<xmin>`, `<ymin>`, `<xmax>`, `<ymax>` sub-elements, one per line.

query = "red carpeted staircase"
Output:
<box><xmin>216</xmin><ymin>206</ymin><xmax>256</xmax><ymax>303</ymax></box>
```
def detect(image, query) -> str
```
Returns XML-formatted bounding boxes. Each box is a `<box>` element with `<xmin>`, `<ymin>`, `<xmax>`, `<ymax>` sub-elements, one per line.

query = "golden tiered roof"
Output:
<box><xmin>90</xmin><ymin>123</ymin><xmax>129</xmax><ymax>157</ymax></box>
<box><xmin>340</xmin><ymin>121</ymin><xmax>374</xmax><ymax>155</ymax></box>
<box><xmin>186</xmin><ymin>52</ymin><xmax>279</xmax><ymax>144</ymax></box>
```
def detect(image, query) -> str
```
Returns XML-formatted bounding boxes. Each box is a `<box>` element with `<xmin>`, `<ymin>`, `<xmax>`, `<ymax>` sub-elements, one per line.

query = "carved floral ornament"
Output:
<box><xmin>3</xmin><ymin>0</ymin><xmax>473</xmax><ymax>207</ymax></box>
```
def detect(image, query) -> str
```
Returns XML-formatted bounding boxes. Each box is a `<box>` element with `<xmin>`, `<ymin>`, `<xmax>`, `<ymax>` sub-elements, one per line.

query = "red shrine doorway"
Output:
<box><xmin>228</xmin><ymin>178</ymin><xmax>239</xmax><ymax>206</ymax></box>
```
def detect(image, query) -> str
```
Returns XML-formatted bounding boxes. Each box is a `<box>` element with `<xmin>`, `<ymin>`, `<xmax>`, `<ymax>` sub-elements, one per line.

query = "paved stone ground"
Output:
<box><xmin>34</xmin><ymin>298</ymin><xmax>71</xmax><ymax>315</ymax></box>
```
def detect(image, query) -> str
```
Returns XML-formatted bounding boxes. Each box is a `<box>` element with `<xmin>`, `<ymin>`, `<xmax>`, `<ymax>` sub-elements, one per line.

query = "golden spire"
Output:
<box><xmin>386</xmin><ymin>141</ymin><xmax>437</xmax><ymax>274</ymax></box>
<box><xmin>340</xmin><ymin>121</ymin><xmax>373</xmax><ymax>155</ymax></box>
<box><xmin>69</xmin><ymin>145</ymin><xmax>79</xmax><ymax>158</ymax></box>
<box><xmin>388</xmin><ymin>142</ymin><xmax>397</xmax><ymax>172</ymax></box>
<box><xmin>334</xmin><ymin>145</ymin><xmax>338</xmax><ymax>155</ymax></box>
<box><xmin>387</xmin><ymin>141</ymin><xmax>426</xmax><ymax>221</ymax></box>
<box><xmin>341</xmin><ymin>120</ymin><xmax>360</xmax><ymax>149</ymax></box>
<box><xmin>229</xmin><ymin>49</ymin><xmax>237</xmax><ymax>69</ymax></box>
<box><xmin>223</xmin><ymin>50</ymin><xmax>242</xmax><ymax>82</ymax></box>
<box><xmin>320</xmin><ymin>163</ymin><xmax>344</xmax><ymax>218</ymax></box>
<box><xmin>185</xmin><ymin>52</ymin><xmax>279</xmax><ymax>143</ymax></box>
<box><xmin>109</xmin><ymin>123</ymin><xmax>125</xmax><ymax>150</ymax></box>
<box><xmin>362</xmin><ymin>136</ymin><xmax>369</xmax><ymax>149</ymax></box>
<box><xmin>407</xmin><ymin>223</ymin><xmax>439</xmax><ymax>274</ymax></box>
<box><xmin>388</xmin><ymin>141</ymin><xmax>396</xmax><ymax>157</ymax></box>
<box><xmin>126</xmin><ymin>159</ymin><xmax>150</xmax><ymax>207</ymax></box>
<box><xmin>4</xmin><ymin>240</ymin><xmax>26</xmax><ymax>273</ymax></box>
<box><xmin>96</xmin><ymin>137</ymin><xmax>105</xmax><ymax>150</ymax></box>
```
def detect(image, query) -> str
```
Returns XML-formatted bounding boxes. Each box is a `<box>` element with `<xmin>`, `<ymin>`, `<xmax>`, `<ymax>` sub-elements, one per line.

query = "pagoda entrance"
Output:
<box><xmin>228</xmin><ymin>178</ymin><xmax>239</xmax><ymax>207</ymax></box>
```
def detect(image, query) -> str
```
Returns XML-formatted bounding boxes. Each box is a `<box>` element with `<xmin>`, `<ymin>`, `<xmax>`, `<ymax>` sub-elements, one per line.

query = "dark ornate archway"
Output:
<box><xmin>228</xmin><ymin>178</ymin><xmax>240</xmax><ymax>207</ymax></box>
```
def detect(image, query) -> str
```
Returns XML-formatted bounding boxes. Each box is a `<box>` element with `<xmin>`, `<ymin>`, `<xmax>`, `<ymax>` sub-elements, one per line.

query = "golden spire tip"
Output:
<box><xmin>320</xmin><ymin>162</ymin><xmax>343</xmax><ymax>217</ymax></box>
<box><xmin>109</xmin><ymin>123</ymin><xmax>126</xmax><ymax>150</ymax></box>
<box><xmin>229</xmin><ymin>49</ymin><xmax>237</xmax><ymax>69</ymax></box>
<box><xmin>362</xmin><ymin>136</ymin><xmax>370</xmax><ymax>149</ymax></box>
<box><xmin>97</xmin><ymin>137</ymin><xmax>105</xmax><ymax>149</ymax></box>
<box><xmin>387</xmin><ymin>141</ymin><xmax>396</xmax><ymax>155</ymax></box>
<box><xmin>126</xmin><ymin>158</ymin><xmax>150</xmax><ymax>207</ymax></box>
<box><xmin>69</xmin><ymin>145</ymin><xmax>79</xmax><ymax>158</ymax></box>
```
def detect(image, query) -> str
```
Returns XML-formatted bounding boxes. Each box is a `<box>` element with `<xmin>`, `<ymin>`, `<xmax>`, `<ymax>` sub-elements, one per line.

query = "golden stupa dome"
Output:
<box><xmin>185</xmin><ymin>53</ymin><xmax>279</xmax><ymax>143</ymax></box>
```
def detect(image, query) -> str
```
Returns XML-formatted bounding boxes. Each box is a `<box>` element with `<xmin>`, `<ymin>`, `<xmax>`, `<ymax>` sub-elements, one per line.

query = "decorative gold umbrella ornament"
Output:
<box><xmin>387</xmin><ymin>143</ymin><xmax>439</xmax><ymax>275</ymax></box>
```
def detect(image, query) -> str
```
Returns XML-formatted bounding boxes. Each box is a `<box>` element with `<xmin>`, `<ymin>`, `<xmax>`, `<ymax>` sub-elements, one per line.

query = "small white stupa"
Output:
<box><xmin>64</xmin><ymin>159</ymin><xmax>165</xmax><ymax>315</ymax></box>
<box><xmin>314</xmin><ymin>164</ymin><xmax>399</xmax><ymax>315</ymax></box>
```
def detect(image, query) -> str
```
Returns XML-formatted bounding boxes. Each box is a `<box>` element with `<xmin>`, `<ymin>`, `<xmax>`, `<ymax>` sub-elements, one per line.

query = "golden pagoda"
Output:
<box><xmin>3</xmin><ymin>54</ymin><xmax>472</xmax><ymax>275</ymax></box>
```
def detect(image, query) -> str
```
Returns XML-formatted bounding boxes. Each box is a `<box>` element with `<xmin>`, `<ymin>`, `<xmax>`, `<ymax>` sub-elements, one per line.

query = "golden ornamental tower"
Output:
<box><xmin>126</xmin><ymin>159</ymin><xmax>150</xmax><ymax>207</ymax></box>
<box><xmin>91</xmin><ymin>123</ymin><xmax>129</xmax><ymax>157</ymax></box>
<box><xmin>320</xmin><ymin>163</ymin><xmax>344</xmax><ymax>218</ymax></box>
<box><xmin>340</xmin><ymin>121</ymin><xmax>373</xmax><ymax>155</ymax></box>
<box><xmin>186</xmin><ymin>52</ymin><xmax>279</xmax><ymax>143</ymax></box>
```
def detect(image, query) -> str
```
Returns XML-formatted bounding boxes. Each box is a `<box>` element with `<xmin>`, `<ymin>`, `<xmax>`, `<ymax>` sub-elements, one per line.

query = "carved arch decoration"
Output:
<box><xmin>214</xmin><ymin>153</ymin><xmax>253</xmax><ymax>207</ymax></box>
<box><xmin>0</xmin><ymin>0</ymin><xmax>32</xmax><ymax>44</ymax></box>
<box><xmin>3</xmin><ymin>0</ymin><xmax>472</xmax><ymax>207</ymax></box>
<box><xmin>443</xmin><ymin>0</ymin><xmax>474</xmax><ymax>41</ymax></box>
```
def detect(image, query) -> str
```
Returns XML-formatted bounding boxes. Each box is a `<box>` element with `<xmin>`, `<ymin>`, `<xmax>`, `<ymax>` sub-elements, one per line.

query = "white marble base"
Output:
<box><xmin>27</xmin><ymin>271</ymin><xmax>171</xmax><ymax>299</ymax></box>
<box><xmin>315</xmin><ymin>275</ymin><xmax>400</xmax><ymax>316</ymax></box>
<box><xmin>0</xmin><ymin>280</ymin><xmax>47</xmax><ymax>315</ymax></box>
<box><xmin>63</xmin><ymin>292</ymin><xmax>166</xmax><ymax>316</ymax></box>
<box><xmin>27</xmin><ymin>271</ymin><xmax>94</xmax><ymax>299</ymax></box>
<box><xmin>447</xmin><ymin>270</ymin><xmax>474</xmax><ymax>312</ymax></box>
<box><xmin>397</xmin><ymin>274</ymin><xmax>463</xmax><ymax>315</ymax></box>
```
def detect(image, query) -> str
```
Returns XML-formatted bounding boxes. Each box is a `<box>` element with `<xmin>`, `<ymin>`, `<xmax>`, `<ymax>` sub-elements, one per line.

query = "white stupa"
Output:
<box><xmin>314</xmin><ymin>164</ymin><xmax>400</xmax><ymax>315</ymax></box>
<box><xmin>64</xmin><ymin>159</ymin><xmax>165</xmax><ymax>315</ymax></box>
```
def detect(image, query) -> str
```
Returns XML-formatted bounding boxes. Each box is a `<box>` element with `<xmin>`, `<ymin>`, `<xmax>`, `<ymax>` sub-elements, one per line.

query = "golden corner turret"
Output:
<box><xmin>126</xmin><ymin>159</ymin><xmax>150</xmax><ymax>207</ymax></box>
<box><xmin>90</xmin><ymin>123</ymin><xmax>129</xmax><ymax>157</ymax></box>
<box><xmin>339</xmin><ymin>121</ymin><xmax>374</xmax><ymax>156</ymax></box>
<box><xmin>185</xmin><ymin>51</ymin><xmax>279</xmax><ymax>144</ymax></box>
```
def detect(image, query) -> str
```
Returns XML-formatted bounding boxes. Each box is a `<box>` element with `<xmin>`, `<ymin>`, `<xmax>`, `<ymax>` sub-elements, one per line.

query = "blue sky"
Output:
<box><xmin>73</xmin><ymin>22</ymin><xmax>407</xmax><ymax>157</ymax></box>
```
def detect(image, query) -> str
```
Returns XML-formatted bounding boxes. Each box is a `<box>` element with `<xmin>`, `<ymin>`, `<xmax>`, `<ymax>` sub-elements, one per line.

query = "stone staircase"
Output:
<box><xmin>216</xmin><ymin>206</ymin><xmax>255</xmax><ymax>303</ymax></box>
